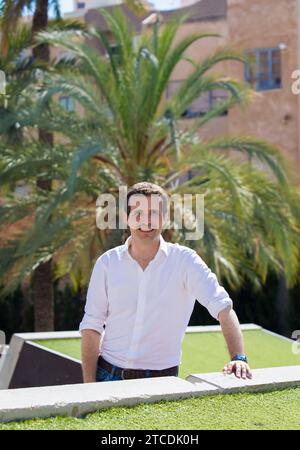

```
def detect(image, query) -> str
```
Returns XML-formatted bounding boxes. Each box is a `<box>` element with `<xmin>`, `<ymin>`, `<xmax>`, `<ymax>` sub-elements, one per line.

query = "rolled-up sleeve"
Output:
<box><xmin>79</xmin><ymin>253</ymin><xmax>109</xmax><ymax>335</ymax></box>
<box><xmin>184</xmin><ymin>250</ymin><xmax>233</xmax><ymax>321</ymax></box>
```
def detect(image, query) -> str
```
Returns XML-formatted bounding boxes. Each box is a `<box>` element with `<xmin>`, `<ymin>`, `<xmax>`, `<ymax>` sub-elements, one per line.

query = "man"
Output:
<box><xmin>79</xmin><ymin>181</ymin><xmax>252</xmax><ymax>383</ymax></box>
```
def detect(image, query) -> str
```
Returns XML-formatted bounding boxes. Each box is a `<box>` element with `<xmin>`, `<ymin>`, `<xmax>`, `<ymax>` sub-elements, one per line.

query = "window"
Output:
<box><xmin>245</xmin><ymin>48</ymin><xmax>281</xmax><ymax>91</ymax></box>
<box><xmin>59</xmin><ymin>96</ymin><xmax>75</xmax><ymax>112</ymax></box>
<box><xmin>109</xmin><ymin>44</ymin><xmax>121</xmax><ymax>58</ymax></box>
<box><xmin>166</xmin><ymin>81</ymin><xmax>228</xmax><ymax>119</ymax></box>
<box><xmin>104</xmin><ymin>44</ymin><xmax>121</xmax><ymax>62</ymax></box>
<box><xmin>77</xmin><ymin>2</ymin><xmax>85</xmax><ymax>9</ymax></box>
<box><xmin>110</xmin><ymin>44</ymin><xmax>120</xmax><ymax>55</ymax></box>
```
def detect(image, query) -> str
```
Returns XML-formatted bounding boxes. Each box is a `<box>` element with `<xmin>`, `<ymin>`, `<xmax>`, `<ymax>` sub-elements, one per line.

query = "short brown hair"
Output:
<box><xmin>126</xmin><ymin>182</ymin><xmax>169</xmax><ymax>216</ymax></box>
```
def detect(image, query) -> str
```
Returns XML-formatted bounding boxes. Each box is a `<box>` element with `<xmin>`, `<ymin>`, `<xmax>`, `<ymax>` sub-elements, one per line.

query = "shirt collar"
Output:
<box><xmin>120</xmin><ymin>233</ymin><xmax>168</xmax><ymax>259</ymax></box>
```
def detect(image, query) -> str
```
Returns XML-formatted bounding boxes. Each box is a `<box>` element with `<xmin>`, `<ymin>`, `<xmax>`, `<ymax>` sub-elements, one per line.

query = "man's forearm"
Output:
<box><xmin>81</xmin><ymin>329</ymin><xmax>101</xmax><ymax>383</ymax></box>
<box><xmin>218</xmin><ymin>307</ymin><xmax>245</xmax><ymax>359</ymax></box>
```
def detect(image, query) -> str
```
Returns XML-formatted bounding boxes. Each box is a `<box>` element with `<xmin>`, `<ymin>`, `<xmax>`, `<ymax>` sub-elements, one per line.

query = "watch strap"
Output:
<box><xmin>232</xmin><ymin>354</ymin><xmax>248</xmax><ymax>363</ymax></box>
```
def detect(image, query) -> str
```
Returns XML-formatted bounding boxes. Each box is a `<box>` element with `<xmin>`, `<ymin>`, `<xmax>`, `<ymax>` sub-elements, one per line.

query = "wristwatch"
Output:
<box><xmin>232</xmin><ymin>354</ymin><xmax>248</xmax><ymax>363</ymax></box>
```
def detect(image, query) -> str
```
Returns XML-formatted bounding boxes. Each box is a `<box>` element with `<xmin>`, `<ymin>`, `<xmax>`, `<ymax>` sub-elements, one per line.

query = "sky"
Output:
<box><xmin>59</xmin><ymin>1</ymin><xmax>180</xmax><ymax>14</ymax></box>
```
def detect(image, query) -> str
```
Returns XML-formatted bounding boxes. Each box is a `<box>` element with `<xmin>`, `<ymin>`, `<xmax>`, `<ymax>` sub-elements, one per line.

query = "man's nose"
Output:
<box><xmin>140</xmin><ymin>215</ymin><xmax>152</xmax><ymax>227</ymax></box>
<box><xmin>143</xmin><ymin>212</ymin><xmax>152</xmax><ymax>222</ymax></box>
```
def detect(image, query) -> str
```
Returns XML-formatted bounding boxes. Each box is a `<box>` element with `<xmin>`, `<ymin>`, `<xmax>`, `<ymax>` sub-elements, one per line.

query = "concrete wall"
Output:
<box><xmin>226</xmin><ymin>0</ymin><xmax>299</xmax><ymax>180</ymax></box>
<box><xmin>162</xmin><ymin>0</ymin><xmax>300</xmax><ymax>182</ymax></box>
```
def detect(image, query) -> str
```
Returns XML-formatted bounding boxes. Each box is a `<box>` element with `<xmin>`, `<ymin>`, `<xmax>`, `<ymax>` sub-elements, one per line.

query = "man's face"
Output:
<box><xmin>126</xmin><ymin>194</ymin><xmax>167</xmax><ymax>242</ymax></box>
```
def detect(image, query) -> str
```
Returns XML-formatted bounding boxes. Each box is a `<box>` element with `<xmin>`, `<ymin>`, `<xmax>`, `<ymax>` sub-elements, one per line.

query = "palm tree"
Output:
<box><xmin>0</xmin><ymin>7</ymin><xmax>299</xmax><ymax>322</ymax></box>
<box><xmin>0</xmin><ymin>0</ymin><xmax>63</xmax><ymax>330</ymax></box>
<box><xmin>0</xmin><ymin>0</ymin><xmax>90</xmax><ymax>330</ymax></box>
<box><xmin>0</xmin><ymin>0</ymin><xmax>155</xmax><ymax>331</ymax></box>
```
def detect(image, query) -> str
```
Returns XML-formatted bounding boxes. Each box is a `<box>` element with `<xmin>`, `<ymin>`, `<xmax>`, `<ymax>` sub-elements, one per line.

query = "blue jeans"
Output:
<box><xmin>96</xmin><ymin>363</ymin><xmax>179</xmax><ymax>382</ymax></box>
<box><xmin>96</xmin><ymin>365</ymin><xmax>123</xmax><ymax>382</ymax></box>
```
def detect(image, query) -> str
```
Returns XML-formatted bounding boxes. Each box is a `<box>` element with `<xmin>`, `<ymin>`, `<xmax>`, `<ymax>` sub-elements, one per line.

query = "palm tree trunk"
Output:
<box><xmin>31</xmin><ymin>0</ymin><xmax>54</xmax><ymax>331</ymax></box>
<box><xmin>32</xmin><ymin>256</ymin><xmax>54</xmax><ymax>331</ymax></box>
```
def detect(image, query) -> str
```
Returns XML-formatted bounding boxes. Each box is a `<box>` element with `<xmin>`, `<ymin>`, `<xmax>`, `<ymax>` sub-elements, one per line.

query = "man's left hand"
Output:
<box><xmin>223</xmin><ymin>360</ymin><xmax>252</xmax><ymax>379</ymax></box>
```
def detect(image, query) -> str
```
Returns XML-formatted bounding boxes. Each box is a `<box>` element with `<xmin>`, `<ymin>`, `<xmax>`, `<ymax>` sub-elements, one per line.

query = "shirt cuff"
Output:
<box><xmin>210</xmin><ymin>297</ymin><xmax>233</xmax><ymax>322</ymax></box>
<box><xmin>79</xmin><ymin>314</ymin><xmax>104</xmax><ymax>335</ymax></box>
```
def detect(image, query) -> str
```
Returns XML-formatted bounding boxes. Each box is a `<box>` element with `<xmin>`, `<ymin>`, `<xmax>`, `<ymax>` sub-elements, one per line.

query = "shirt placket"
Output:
<box><xmin>125</xmin><ymin>263</ymin><xmax>148</xmax><ymax>368</ymax></box>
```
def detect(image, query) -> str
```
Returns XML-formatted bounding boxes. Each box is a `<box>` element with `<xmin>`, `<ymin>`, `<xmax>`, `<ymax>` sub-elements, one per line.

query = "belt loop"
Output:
<box><xmin>111</xmin><ymin>364</ymin><xmax>116</xmax><ymax>376</ymax></box>
<box><xmin>146</xmin><ymin>369</ymin><xmax>151</xmax><ymax>377</ymax></box>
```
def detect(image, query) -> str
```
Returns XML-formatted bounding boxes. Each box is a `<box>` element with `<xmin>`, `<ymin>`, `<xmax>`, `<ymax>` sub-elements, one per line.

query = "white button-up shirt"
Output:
<box><xmin>79</xmin><ymin>234</ymin><xmax>233</xmax><ymax>370</ymax></box>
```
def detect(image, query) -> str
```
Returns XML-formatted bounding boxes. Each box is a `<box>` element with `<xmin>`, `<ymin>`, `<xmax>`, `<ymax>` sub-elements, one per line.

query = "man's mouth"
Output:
<box><xmin>139</xmin><ymin>228</ymin><xmax>154</xmax><ymax>233</ymax></box>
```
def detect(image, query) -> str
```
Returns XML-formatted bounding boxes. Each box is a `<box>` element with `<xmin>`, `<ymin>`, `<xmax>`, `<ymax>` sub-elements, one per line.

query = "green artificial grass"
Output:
<box><xmin>1</xmin><ymin>387</ymin><xmax>300</xmax><ymax>430</ymax></box>
<box><xmin>34</xmin><ymin>329</ymin><xmax>300</xmax><ymax>379</ymax></box>
<box><xmin>1</xmin><ymin>329</ymin><xmax>299</xmax><ymax>430</ymax></box>
<box><xmin>35</xmin><ymin>338</ymin><xmax>81</xmax><ymax>361</ymax></box>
